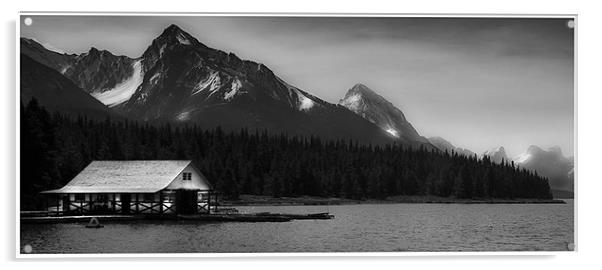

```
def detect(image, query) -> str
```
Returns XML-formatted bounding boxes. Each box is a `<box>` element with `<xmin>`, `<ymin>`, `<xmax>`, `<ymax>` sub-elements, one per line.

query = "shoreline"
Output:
<box><xmin>221</xmin><ymin>195</ymin><xmax>567</xmax><ymax>206</ymax></box>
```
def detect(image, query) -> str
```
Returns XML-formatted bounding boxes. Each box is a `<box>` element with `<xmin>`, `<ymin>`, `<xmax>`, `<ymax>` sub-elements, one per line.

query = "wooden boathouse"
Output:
<box><xmin>41</xmin><ymin>160</ymin><xmax>217</xmax><ymax>216</ymax></box>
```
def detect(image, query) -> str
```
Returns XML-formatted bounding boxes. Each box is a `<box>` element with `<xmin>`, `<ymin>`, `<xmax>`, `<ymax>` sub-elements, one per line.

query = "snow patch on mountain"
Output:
<box><xmin>192</xmin><ymin>71</ymin><xmax>221</xmax><ymax>96</ymax></box>
<box><xmin>59</xmin><ymin>66</ymin><xmax>69</xmax><ymax>75</ymax></box>
<box><xmin>340</xmin><ymin>93</ymin><xmax>362</xmax><ymax>111</ymax></box>
<box><xmin>275</xmin><ymin>76</ymin><xmax>320</xmax><ymax>112</ymax></box>
<box><xmin>176</xmin><ymin>110</ymin><xmax>191</xmax><ymax>121</ymax></box>
<box><xmin>159</xmin><ymin>44</ymin><xmax>166</xmax><ymax>57</ymax></box>
<box><xmin>91</xmin><ymin>59</ymin><xmax>144</xmax><ymax>107</ymax></box>
<box><xmin>386</xmin><ymin>128</ymin><xmax>399</xmax><ymax>138</ymax></box>
<box><xmin>515</xmin><ymin>152</ymin><xmax>532</xmax><ymax>163</ymax></box>
<box><xmin>149</xmin><ymin>72</ymin><xmax>161</xmax><ymax>85</ymax></box>
<box><xmin>298</xmin><ymin>94</ymin><xmax>315</xmax><ymax>111</ymax></box>
<box><xmin>176</xmin><ymin>33</ymin><xmax>191</xmax><ymax>45</ymax></box>
<box><xmin>482</xmin><ymin>146</ymin><xmax>509</xmax><ymax>164</ymax></box>
<box><xmin>224</xmin><ymin>78</ymin><xmax>242</xmax><ymax>100</ymax></box>
<box><xmin>484</xmin><ymin>146</ymin><xmax>505</xmax><ymax>155</ymax></box>
<box><xmin>338</xmin><ymin>83</ymin><xmax>428</xmax><ymax>144</ymax></box>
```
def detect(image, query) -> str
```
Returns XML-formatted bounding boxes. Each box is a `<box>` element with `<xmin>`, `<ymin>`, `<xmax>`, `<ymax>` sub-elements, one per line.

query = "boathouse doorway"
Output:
<box><xmin>176</xmin><ymin>190</ymin><xmax>197</xmax><ymax>214</ymax></box>
<box><xmin>121</xmin><ymin>194</ymin><xmax>131</xmax><ymax>214</ymax></box>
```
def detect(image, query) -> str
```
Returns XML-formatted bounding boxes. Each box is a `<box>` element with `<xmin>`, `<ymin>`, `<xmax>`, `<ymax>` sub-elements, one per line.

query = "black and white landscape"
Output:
<box><xmin>19</xmin><ymin>16</ymin><xmax>574</xmax><ymax>253</ymax></box>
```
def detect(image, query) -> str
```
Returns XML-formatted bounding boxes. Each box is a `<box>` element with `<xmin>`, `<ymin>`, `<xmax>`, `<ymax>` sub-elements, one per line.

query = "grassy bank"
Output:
<box><xmin>221</xmin><ymin>194</ymin><xmax>566</xmax><ymax>206</ymax></box>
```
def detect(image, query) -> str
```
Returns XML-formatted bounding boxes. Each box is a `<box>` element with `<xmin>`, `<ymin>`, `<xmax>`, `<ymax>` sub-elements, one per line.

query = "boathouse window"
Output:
<box><xmin>183</xmin><ymin>172</ymin><xmax>192</xmax><ymax>180</ymax></box>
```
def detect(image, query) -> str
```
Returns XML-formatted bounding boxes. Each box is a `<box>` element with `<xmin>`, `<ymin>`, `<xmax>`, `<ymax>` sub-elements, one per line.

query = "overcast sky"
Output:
<box><xmin>20</xmin><ymin>15</ymin><xmax>575</xmax><ymax>157</ymax></box>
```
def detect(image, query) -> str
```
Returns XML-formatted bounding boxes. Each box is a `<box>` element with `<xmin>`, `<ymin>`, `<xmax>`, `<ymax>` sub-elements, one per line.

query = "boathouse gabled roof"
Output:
<box><xmin>41</xmin><ymin>160</ymin><xmax>206</xmax><ymax>194</ymax></box>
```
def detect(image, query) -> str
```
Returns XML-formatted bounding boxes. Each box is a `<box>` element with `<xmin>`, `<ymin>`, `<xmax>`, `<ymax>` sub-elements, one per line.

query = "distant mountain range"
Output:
<box><xmin>480</xmin><ymin>144</ymin><xmax>574</xmax><ymax>195</ymax></box>
<box><xmin>20</xmin><ymin>24</ymin><xmax>435</xmax><ymax>148</ymax></box>
<box><xmin>20</xmin><ymin>24</ymin><xmax>573</xmax><ymax>196</ymax></box>
<box><xmin>482</xmin><ymin>146</ymin><xmax>510</xmax><ymax>164</ymax></box>
<box><xmin>514</xmin><ymin>145</ymin><xmax>574</xmax><ymax>193</ymax></box>
<box><xmin>427</xmin><ymin>136</ymin><xmax>476</xmax><ymax>157</ymax></box>
<box><xmin>423</xmin><ymin>138</ymin><xmax>574</xmax><ymax>195</ymax></box>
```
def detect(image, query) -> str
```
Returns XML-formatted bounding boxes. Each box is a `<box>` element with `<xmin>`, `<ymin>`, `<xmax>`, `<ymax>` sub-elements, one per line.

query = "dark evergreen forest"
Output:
<box><xmin>21</xmin><ymin>98</ymin><xmax>553</xmax><ymax>210</ymax></box>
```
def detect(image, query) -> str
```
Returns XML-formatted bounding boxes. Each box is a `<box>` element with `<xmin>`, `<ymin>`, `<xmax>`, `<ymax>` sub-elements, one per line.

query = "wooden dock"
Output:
<box><xmin>20</xmin><ymin>215</ymin><xmax>140</xmax><ymax>224</ymax></box>
<box><xmin>177</xmin><ymin>214</ymin><xmax>291</xmax><ymax>222</ymax></box>
<box><xmin>255</xmin><ymin>212</ymin><xmax>334</xmax><ymax>220</ymax></box>
<box><xmin>20</xmin><ymin>212</ymin><xmax>334</xmax><ymax>224</ymax></box>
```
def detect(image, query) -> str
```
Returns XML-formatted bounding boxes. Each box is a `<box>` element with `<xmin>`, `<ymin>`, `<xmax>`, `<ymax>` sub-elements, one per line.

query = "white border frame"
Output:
<box><xmin>15</xmin><ymin>11</ymin><xmax>578</xmax><ymax>259</ymax></box>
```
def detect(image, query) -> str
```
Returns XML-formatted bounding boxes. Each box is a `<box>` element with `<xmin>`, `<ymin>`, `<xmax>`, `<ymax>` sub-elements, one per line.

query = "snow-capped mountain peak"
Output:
<box><xmin>514</xmin><ymin>152</ymin><xmax>532</xmax><ymax>163</ymax></box>
<box><xmin>527</xmin><ymin>145</ymin><xmax>544</xmax><ymax>153</ymax></box>
<box><xmin>482</xmin><ymin>146</ymin><xmax>509</xmax><ymax>164</ymax></box>
<box><xmin>106</xmin><ymin>23</ymin><xmax>354</xmax><ymax>125</ymax></box>
<box><xmin>159</xmin><ymin>24</ymin><xmax>202</xmax><ymax>47</ymax></box>
<box><xmin>349</xmin><ymin>83</ymin><xmax>375</xmax><ymax>95</ymax></box>
<box><xmin>21</xmin><ymin>24</ymin><xmax>434</xmax><ymax>148</ymax></box>
<box><xmin>515</xmin><ymin>145</ymin><xmax>543</xmax><ymax>163</ymax></box>
<box><xmin>513</xmin><ymin>145</ymin><xmax>574</xmax><ymax>192</ymax></box>
<box><xmin>339</xmin><ymin>83</ymin><xmax>398</xmax><ymax>115</ymax></box>
<box><xmin>339</xmin><ymin>83</ymin><xmax>426</xmax><ymax>143</ymax></box>
<box><xmin>484</xmin><ymin>146</ymin><xmax>506</xmax><ymax>154</ymax></box>
<box><xmin>514</xmin><ymin>145</ymin><xmax>568</xmax><ymax>164</ymax></box>
<box><xmin>548</xmin><ymin>145</ymin><xmax>563</xmax><ymax>155</ymax></box>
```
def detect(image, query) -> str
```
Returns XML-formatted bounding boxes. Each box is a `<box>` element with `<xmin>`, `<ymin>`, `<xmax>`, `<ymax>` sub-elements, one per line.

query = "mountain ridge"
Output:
<box><xmin>20</xmin><ymin>54</ymin><xmax>115</xmax><ymax>119</ymax></box>
<box><xmin>21</xmin><ymin>37</ymin><xmax>139</xmax><ymax>105</ymax></box>
<box><xmin>428</xmin><ymin>136</ymin><xmax>476</xmax><ymax>157</ymax></box>
<box><xmin>22</xmin><ymin>24</ymin><xmax>431</xmax><ymax>147</ymax></box>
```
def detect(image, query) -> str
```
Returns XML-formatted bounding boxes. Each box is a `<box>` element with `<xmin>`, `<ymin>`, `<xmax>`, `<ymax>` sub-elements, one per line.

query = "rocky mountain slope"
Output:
<box><xmin>20</xmin><ymin>54</ymin><xmax>114</xmax><ymax>119</ymax></box>
<box><xmin>21</xmin><ymin>38</ymin><xmax>139</xmax><ymax>107</ymax></box>
<box><xmin>23</xmin><ymin>25</ymin><xmax>435</xmax><ymax>146</ymax></box>
<box><xmin>428</xmin><ymin>136</ymin><xmax>476</xmax><ymax>157</ymax></box>
<box><xmin>339</xmin><ymin>83</ymin><xmax>429</xmax><ymax>145</ymax></box>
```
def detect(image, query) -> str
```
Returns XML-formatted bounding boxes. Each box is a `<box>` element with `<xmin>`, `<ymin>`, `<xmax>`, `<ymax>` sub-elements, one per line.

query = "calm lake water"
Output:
<box><xmin>20</xmin><ymin>201</ymin><xmax>574</xmax><ymax>253</ymax></box>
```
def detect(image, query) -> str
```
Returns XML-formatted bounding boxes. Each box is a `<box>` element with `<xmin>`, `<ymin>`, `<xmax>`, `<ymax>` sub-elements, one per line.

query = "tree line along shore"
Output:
<box><xmin>21</xmin><ymin>99</ymin><xmax>554</xmax><ymax>210</ymax></box>
<box><xmin>222</xmin><ymin>195</ymin><xmax>565</xmax><ymax>206</ymax></box>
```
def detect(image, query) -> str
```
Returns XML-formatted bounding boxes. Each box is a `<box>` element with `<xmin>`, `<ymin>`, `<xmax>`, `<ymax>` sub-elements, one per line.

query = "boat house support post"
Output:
<box><xmin>207</xmin><ymin>192</ymin><xmax>211</xmax><ymax>214</ymax></box>
<box><xmin>56</xmin><ymin>194</ymin><xmax>60</xmax><ymax>216</ymax></box>
<box><xmin>159</xmin><ymin>191</ymin><xmax>163</xmax><ymax>215</ymax></box>
<box><xmin>135</xmin><ymin>194</ymin><xmax>139</xmax><ymax>214</ymax></box>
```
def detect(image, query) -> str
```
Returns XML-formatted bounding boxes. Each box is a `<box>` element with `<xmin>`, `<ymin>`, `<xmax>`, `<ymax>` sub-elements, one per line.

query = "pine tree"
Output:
<box><xmin>20</xmin><ymin>104</ymin><xmax>554</xmax><ymax>210</ymax></box>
